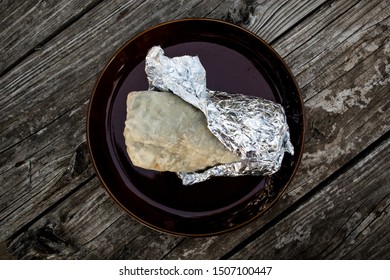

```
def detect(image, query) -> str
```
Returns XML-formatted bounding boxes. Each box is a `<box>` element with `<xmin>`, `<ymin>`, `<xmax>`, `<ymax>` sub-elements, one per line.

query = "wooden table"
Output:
<box><xmin>1</xmin><ymin>0</ymin><xmax>389</xmax><ymax>260</ymax></box>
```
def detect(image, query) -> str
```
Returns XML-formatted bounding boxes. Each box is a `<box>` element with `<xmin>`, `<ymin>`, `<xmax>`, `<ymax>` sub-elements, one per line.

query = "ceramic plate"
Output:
<box><xmin>87</xmin><ymin>19</ymin><xmax>305</xmax><ymax>236</ymax></box>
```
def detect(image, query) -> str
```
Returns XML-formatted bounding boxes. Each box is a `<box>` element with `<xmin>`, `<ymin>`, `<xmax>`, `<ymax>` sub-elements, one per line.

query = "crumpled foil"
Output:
<box><xmin>145</xmin><ymin>46</ymin><xmax>294</xmax><ymax>185</ymax></box>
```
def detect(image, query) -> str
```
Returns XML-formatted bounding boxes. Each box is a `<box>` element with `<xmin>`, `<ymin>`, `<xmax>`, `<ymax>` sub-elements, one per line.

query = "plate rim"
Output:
<box><xmin>86</xmin><ymin>18</ymin><xmax>306</xmax><ymax>236</ymax></box>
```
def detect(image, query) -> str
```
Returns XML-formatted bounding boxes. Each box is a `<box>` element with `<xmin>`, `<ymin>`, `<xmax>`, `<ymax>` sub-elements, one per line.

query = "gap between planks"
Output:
<box><xmin>268</xmin><ymin>0</ymin><xmax>338</xmax><ymax>46</ymax></box>
<box><xmin>0</xmin><ymin>0</ymin><xmax>105</xmax><ymax>78</ymax></box>
<box><xmin>1</xmin><ymin>0</ymin><xmax>386</xmax><ymax>260</ymax></box>
<box><xmin>5</xmin><ymin>174</ymin><xmax>96</xmax><ymax>243</ymax></box>
<box><xmin>220</xmin><ymin>129</ymin><xmax>390</xmax><ymax>259</ymax></box>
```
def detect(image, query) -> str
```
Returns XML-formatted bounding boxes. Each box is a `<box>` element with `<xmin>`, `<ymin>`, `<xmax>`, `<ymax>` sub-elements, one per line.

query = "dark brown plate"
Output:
<box><xmin>87</xmin><ymin>19</ymin><xmax>304</xmax><ymax>236</ymax></box>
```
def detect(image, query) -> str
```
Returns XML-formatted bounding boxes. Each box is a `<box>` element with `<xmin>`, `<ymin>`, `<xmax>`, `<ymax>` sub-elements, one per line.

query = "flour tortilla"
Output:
<box><xmin>124</xmin><ymin>91</ymin><xmax>240</xmax><ymax>172</ymax></box>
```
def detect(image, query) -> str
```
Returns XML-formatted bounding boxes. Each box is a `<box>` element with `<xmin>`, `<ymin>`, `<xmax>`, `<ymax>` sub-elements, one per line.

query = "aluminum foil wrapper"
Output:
<box><xmin>145</xmin><ymin>46</ymin><xmax>294</xmax><ymax>185</ymax></box>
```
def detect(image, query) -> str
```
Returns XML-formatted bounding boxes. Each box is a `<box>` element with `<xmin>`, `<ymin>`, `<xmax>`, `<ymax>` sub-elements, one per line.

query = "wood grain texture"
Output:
<box><xmin>0</xmin><ymin>0</ymin><xmax>102</xmax><ymax>75</ymax></box>
<box><xmin>231</xmin><ymin>136</ymin><xmax>390</xmax><ymax>259</ymax></box>
<box><xmin>0</xmin><ymin>0</ymin><xmax>328</xmax><ymax>155</ymax></box>
<box><xmin>245</xmin><ymin>0</ymin><xmax>327</xmax><ymax>42</ymax></box>
<box><xmin>163</xmin><ymin>0</ymin><xmax>390</xmax><ymax>259</ymax></box>
<box><xmin>1</xmin><ymin>0</ymin><xmax>389</xmax><ymax>260</ymax></box>
<box><xmin>0</xmin><ymin>100</ymin><xmax>94</xmax><ymax>240</ymax></box>
<box><xmin>7</xmin><ymin>177</ymin><xmax>183</xmax><ymax>259</ymax></box>
<box><xmin>0</xmin><ymin>0</ymin><xmax>330</xmax><ymax>245</ymax></box>
<box><xmin>1</xmin><ymin>0</ymin><xmax>226</xmax><ymax>241</ymax></box>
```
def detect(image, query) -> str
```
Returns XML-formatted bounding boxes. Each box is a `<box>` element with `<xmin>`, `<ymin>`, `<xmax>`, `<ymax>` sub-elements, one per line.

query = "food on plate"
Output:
<box><xmin>123</xmin><ymin>90</ymin><xmax>241</xmax><ymax>172</ymax></box>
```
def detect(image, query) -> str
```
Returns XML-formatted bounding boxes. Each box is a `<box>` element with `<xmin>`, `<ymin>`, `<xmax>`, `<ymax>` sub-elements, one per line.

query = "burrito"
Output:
<box><xmin>123</xmin><ymin>46</ymin><xmax>293</xmax><ymax>185</ymax></box>
<box><xmin>124</xmin><ymin>90</ymin><xmax>240</xmax><ymax>172</ymax></box>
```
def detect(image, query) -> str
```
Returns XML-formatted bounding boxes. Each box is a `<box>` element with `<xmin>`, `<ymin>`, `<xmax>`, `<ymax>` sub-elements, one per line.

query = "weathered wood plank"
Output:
<box><xmin>0</xmin><ymin>240</ymin><xmax>15</xmax><ymax>259</ymax></box>
<box><xmin>0</xmin><ymin>0</ymin><xmax>218</xmax><ymax>154</ymax></box>
<box><xmin>230</xmin><ymin>136</ymin><xmax>390</xmax><ymax>259</ymax></box>
<box><xmin>1</xmin><ymin>0</ymin><xmax>236</xmax><ymax>242</ymax></box>
<box><xmin>162</xmin><ymin>0</ymin><xmax>390</xmax><ymax>259</ymax></box>
<box><xmin>7</xmin><ymin>177</ymin><xmax>183</xmax><ymax>259</ymax></box>
<box><xmin>0</xmin><ymin>0</ymin><xmax>102</xmax><ymax>75</ymax></box>
<box><xmin>245</xmin><ymin>0</ymin><xmax>328</xmax><ymax>42</ymax></box>
<box><xmin>0</xmin><ymin>100</ymin><xmax>95</xmax><ymax>240</ymax></box>
<box><xmin>276</xmin><ymin>0</ymin><xmax>388</xmax><ymax>99</ymax></box>
<box><xmin>0</xmin><ymin>0</ymin><xmax>336</xmax><ymax>259</ymax></box>
<box><xmin>0</xmin><ymin>0</ymin><xmax>215</xmax><ymax>241</ymax></box>
<box><xmin>0</xmin><ymin>0</ymin><xmax>329</xmax><ymax>241</ymax></box>
<box><xmin>2</xmin><ymin>0</ymin><xmax>389</xmax><ymax>260</ymax></box>
<box><xmin>0</xmin><ymin>0</ymin><xmax>328</xmax><ymax>155</ymax></box>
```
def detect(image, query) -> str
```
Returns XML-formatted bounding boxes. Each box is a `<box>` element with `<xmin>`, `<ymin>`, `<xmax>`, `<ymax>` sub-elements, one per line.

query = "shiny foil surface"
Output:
<box><xmin>145</xmin><ymin>46</ymin><xmax>293</xmax><ymax>185</ymax></box>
